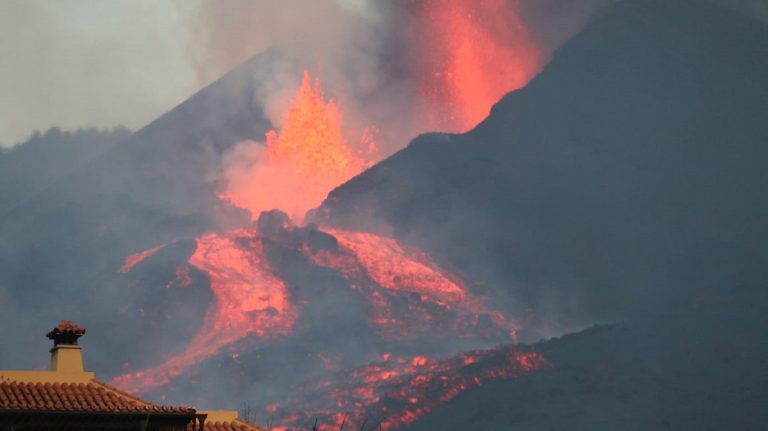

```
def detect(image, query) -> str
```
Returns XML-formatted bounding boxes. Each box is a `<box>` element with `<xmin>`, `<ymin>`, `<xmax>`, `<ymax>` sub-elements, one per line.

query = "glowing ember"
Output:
<box><xmin>221</xmin><ymin>71</ymin><xmax>378</xmax><ymax>223</ymax></box>
<box><xmin>269</xmin><ymin>346</ymin><xmax>549</xmax><ymax>431</ymax></box>
<box><xmin>111</xmin><ymin>229</ymin><xmax>297</xmax><ymax>393</ymax></box>
<box><xmin>117</xmin><ymin>244</ymin><xmax>166</xmax><ymax>274</ymax></box>
<box><xmin>412</xmin><ymin>0</ymin><xmax>541</xmax><ymax>131</ymax></box>
<box><xmin>165</xmin><ymin>266</ymin><xmax>192</xmax><ymax>289</ymax></box>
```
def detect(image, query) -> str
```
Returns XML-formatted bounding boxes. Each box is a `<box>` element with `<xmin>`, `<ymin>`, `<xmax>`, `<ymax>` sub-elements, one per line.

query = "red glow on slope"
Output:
<box><xmin>412</xmin><ymin>0</ymin><xmax>541</xmax><ymax>131</ymax></box>
<box><xmin>306</xmin><ymin>228</ymin><xmax>518</xmax><ymax>339</ymax></box>
<box><xmin>221</xmin><ymin>71</ymin><xmax>378</xmax><ymax>223</ymax></box>
<box><xmin>328</xmin><ymin>229</ymin><xmax>466</xmax><ymax>300</ymax></box>
<box><xmin>165</xmin><ymin>266</ymin><xmax>192</xmax><ymax>289</ymax></box>
<box><xmin>117</xmin><ymin>244</ymin><xmax>166</xmax><ymax>273</ymax></box>
<box><xmin>269</xmin><ymin>347</ymin><xmax>548</xmax><ymax>431</ymax></box>
<box><xmin>114</xmin><ymin>225</ymin><xmax>521</xmax><ymax>395</ymax></box>
<box><xmin>111</xmin><ymin>229</ymin><xmax>297</xmax><ymax>393</ymax></box>
<box><xmin>112</xmin><ymin>41</ymin><xmax>547</xmax><ymax>415</ymax></box>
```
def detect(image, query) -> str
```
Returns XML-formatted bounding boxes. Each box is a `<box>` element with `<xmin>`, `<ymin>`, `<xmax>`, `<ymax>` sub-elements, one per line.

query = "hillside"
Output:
<box><xmin>403</xmin><ymin>296</ymin><xmax>768</xmax><ymax>430</ymax></box>
<box><xmin>321</xmin><ymin>0</ymin><xmax>768</xmax><ymax>326</ymax></box>
<box><xmin>319</xmin><ymin>1</ymin><xmax>768</xmax><ymax>427</ymax></box>
<box><xmin>0</xmin><ymin>51</ymin><xmax>284</xmax><ymax>372</ymax></box>
<box><xmin>0</xmin><ymin>127</ymin><xmax>129</xmax><ymax>216</ymax></box>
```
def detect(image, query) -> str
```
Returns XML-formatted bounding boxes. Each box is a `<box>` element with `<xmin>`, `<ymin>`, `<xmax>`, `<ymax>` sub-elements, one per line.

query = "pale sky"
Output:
<box><xmin>0</xmin><ymin>1</ymin><xmax>205</xmax><ymax>147</ymax></box>
<box><xmin>0</xmin><ymin>0</ymin><xmax>380</xmax><ymax>148</ymax></box>
<box><xmin>1</xmin><ymin>0</ymin><xmax>765</xmax><ymax>149</ymax></box>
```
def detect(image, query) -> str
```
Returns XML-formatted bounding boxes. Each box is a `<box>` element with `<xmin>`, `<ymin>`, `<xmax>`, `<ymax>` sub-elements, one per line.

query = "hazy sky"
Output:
<box><xmin>0</xmin><ymin>1</ymin><xmax>201</xmax><ymax>148</ymax></box>
<box><xmin>0</xmin><ymin>0</ymin><xmax>380</xmax><ymax>148</ymax></box>
<box><xmin>3</xmin><ymin>0</ymin><xmax>762</xmax><ymax>149</ymax></box>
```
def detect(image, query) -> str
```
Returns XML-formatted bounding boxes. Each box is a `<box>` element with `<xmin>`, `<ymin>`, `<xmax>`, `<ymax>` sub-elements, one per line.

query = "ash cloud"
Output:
<box><xmin>177</xmin><ymin>0</ymin><xmax>412</xmax><ymax>154</ymax></box>
<box><xmin>182</xmin><ymin>0</ymin><xmax>619</xmax><ymax>161</ymax></box>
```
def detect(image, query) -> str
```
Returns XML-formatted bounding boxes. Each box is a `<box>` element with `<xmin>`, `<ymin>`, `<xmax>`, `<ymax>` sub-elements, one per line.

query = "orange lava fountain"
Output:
<box><xmin>412</xmin><ymin>0</ymin><xmax>542</xmax><ymax>131</ymax></box>
<box><xmin>221</xmin><ymin>71</ymin><xmax>377</xmax><ymax>223</ymax></box>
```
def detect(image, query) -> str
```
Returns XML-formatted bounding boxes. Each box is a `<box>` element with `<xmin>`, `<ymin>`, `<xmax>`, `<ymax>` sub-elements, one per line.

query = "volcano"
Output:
<box><xmin>2</xmin><ymin>0</ymin><xmax>768</xmax><ymax>429</ymax></box>
<box><xmin>1</xmin><ymin>1</ymin><xmax>555</xmax><ymax>426</ymax></box>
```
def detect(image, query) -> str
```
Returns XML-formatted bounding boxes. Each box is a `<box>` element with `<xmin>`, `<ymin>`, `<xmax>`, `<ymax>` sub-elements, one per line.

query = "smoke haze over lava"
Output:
<box><xmin>3</xmin><ymin>0</ymin><xmax>768</xmax><ymax>430</ymax></box>
<box><xmin>102</xmin><ymin>2</ymin><xmax>564</xmax><ymax>426</ymax></box>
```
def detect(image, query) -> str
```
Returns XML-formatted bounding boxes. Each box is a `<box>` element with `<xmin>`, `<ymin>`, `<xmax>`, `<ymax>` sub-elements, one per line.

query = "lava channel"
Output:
<box><xmin>111</xmin><ymin>229</ymin><xmax>297</xmax><ymax>393</ymax></box>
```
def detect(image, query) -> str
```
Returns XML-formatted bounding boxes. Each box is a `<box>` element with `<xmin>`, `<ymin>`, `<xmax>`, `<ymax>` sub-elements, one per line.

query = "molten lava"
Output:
<box><xmin>113</xmin><ymin>225</ymin><xmax>520</xmax><ymax>394</ymax></box>
<box><xmin>117</xmin><ymin>244</ymin><xmax>166</xmax><ymax>274</ymax></box>
<box><xmin>221</xmin><ymin>71</ymin><xmax>377</xmax><ymax>223</ymax></box>
<box><xmin>268</xmin><ymin>346</ymin><xmax>548</xmax><ymax>431</ymax></box>
<box><xmin>111</xmin><ymin>230</ymin><xmax>297</xmax><ymax>393</ymax></box>
<box><xmin>113</xmin><ymin>35</ymin><xmax>546</xmax><ymax>420</ymax></box>
<box><xmin>306</xmin><ymin>228</ymin><xmax>518</xmax><ymax>339</ymax></box>
<box><xmin>411</xmin><ymin>0</ymin><xmax>541</xmax><ymax>131</ymax></box>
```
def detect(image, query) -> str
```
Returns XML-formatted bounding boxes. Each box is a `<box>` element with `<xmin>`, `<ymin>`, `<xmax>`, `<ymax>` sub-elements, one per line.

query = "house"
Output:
<box><xmin>0</xmin><ymin>320</ymin><xmax>263</xmax><ymax>431</ymax></box>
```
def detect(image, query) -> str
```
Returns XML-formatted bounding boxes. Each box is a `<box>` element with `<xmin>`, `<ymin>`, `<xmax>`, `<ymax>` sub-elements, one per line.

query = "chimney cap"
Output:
<box><xmin>46</xmin><ymin>320</ymin><xmax>86</xmax><ymax>346</ymax></box>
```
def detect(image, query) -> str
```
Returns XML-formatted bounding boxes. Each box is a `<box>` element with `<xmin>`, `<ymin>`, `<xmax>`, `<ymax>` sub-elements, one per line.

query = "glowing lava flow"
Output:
<box><xmin>269</xmin><ymin>346</ymin><xmax>549</xmax><ymax>431</ymax></box>
<box><xmin>117</xmin><ymin>244</ymin><xmax>166</xmax><ymax>274</ymax></box>
<box><xmin>110</xmin><ymin>73</ymin><xmax>381</xmax><ymax>394</ymax></box>
<box><xmin>111</xmin><ymin>60</ymin><xmax>540</xmax><ymax>421</ymax></box>
<box><xmin>111</xmin><ymin>230</ymin><xmax>297</xmax><ymax>393</ymax></box>
<box><xmin>306</xmin><ymin>228</ymin><xmax>518</xmax><ymax>339</ymax></box>
<box><xmin>221</xmin><ymin>71</ymin><xmax>377</xmax><ymax>223</ymax></box>
<box><xmin>412</xmin><ymin>0</ymin><xmax>541</xmax><ymax>131</ymax></box>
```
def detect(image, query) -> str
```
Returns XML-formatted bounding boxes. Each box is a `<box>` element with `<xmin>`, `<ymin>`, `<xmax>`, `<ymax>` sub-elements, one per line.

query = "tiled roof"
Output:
<box><xmin>0</xmin><ymin>379</ymin><xmax>195</xmax><ymax>414</ymax></box>
<box><xmin>46</xmin><ymin>320</ymin><xmax>86</xmax><ymax>339</ymax></box>
<box><xmin>195</xmin><ymin>420</ymin><xmax>264</xmax><ymax>431</ymax></box>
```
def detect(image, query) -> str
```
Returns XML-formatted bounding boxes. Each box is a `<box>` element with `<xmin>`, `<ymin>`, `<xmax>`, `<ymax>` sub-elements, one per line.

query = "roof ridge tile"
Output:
<box><xmin>0</xmin><ymin>379</ymin><xmax>195</xmax><ymax>414</ymax></box>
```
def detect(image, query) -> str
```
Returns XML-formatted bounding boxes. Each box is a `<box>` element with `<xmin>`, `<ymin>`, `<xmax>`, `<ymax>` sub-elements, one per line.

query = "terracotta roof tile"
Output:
<box><xmin>191</xmin><ymin>420</ymin><xmax>264</xmax><ymax>431</ymax></box>
<box><xmin>46</xmin><ymin>320</ymin><xmax>86</xmax><ymax>339</ymax></box>
<box><xmin>0</xmin><ymin>380</ymin><xmax>195</xmax><ymax>414</ymax></box>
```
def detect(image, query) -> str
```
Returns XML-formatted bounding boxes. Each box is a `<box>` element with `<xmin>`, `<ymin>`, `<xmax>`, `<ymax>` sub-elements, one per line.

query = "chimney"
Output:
<box><xmin>46</xmin><ymin>320</ymin><xmax>86</xmax><ymax>373</ymax></box>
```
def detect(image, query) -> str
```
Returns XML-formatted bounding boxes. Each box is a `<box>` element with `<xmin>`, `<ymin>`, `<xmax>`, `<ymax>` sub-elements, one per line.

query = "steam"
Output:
<box><xmin>179</xmin><ymin>0</ymin><xmax>386</xmax><ymax>89</ymax></box>
<box><xmin>211</xmin><ymin>0</ymin><xmax>598</xmax><ymax>232</ymax></box>
<box><xmin>188</xmin><ymin>0</ymin><xmax>615</xmax><ymax>162</ymax></box>
<box><xmin>220</xmin><ymin>72</ymin><xmax>378</xmax><ymax>223</ymax></box>
<box><xmin>4</xmin><ymin>0</ymin><xmax>766</xmax><ymax>149</ymax></box>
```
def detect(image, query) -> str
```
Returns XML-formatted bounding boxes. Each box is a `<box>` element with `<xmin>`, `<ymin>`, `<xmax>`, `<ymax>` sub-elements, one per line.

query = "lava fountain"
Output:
<box><xmin>411</xmin><ymin>0</ymin><xmax>542</xmax><ymax>131</ymax></box>
<box><xmin>220</xmin><ymin>71</ymin><xmax>378</xmax><ymax>223</ymax></box>
<box><xmin>112</xmin><ymin>5</ymin><xmax>549</xmax><ymax>418</ymax></box>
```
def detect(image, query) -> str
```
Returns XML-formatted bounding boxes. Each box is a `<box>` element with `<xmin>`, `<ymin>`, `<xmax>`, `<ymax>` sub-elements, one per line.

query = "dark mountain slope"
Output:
<box><xmin>0</xmin><ymin>51</ymin><xmax>288</xmax><ymax>372</ymax></box>
<box><xmin>9</xmin><ymin>49</ymin><xmax>283</xmax><ymax>223</ymax></box>
<box><xmin>321</xmin><ymin>0</ymin><xmax>768</xmax><ymax>326</ymax></box>
<box><xmin>0</xmin><ymin>127</ymin><xmax>130</xmax><ymax>216</ymax></box>
<box><xmin>323</xmin><ymin>2</ymin><xmax>768</xmax><ymax>426</ymax></box>
<box><xmin>402</xmin><ymin>289</ymin><xmax>768</xmax><ymax>430</ymax></box>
